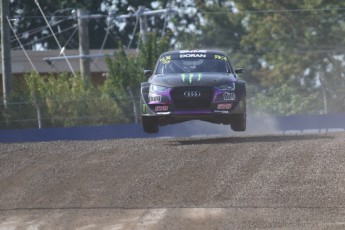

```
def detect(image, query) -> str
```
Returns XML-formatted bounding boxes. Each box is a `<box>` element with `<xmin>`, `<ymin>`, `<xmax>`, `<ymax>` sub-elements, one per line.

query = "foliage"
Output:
<box><xmin>187</xmin><ymin>2</ymin><xmax>263</xmax><ymax>91</ymax></box>
<box><xmin>138</xmin><ymin>31</ymin><xmax>170</xmax><ymax>70</ymax></box>
<box><xmin>23</xmin><ymin>72</ymin><xmax>128</xmax><ymax>128</ymax></box>
<box><xmin>103</xmin><ymin>48</ymin><xmax>143</xmax><ymax>123</ymax></box>
<box><xmin>248</xmin><ymin>80</ymin><xmax>323</xmax><ymax>115</ymax></box>
<box><xmin>194</xmin><ymin>0</ymin><xmax>345</xmax><ymax>114</ymax></box>
<box><xmin>104</xmin><ymin>49</ymin><xmax>143</xmax><ymax>96</ymax></box>
<box><xmin>103</xmin><ymin>32</ymin><xmax>170</xmax><ymax>122</ymax></box>
<box><xmin>10</xmin><ymin>0</ymin><xmax>106</xmax><ymax>49</ymax></box>
<box><xmin>0</xmin><ymin>75</ymin><xmax>35</xmax><ymax>129</ymax></box>
<box><xmin>0</xmin><ymin>94</ymin><xmax>37</xmax><ymax>130</ymax></box>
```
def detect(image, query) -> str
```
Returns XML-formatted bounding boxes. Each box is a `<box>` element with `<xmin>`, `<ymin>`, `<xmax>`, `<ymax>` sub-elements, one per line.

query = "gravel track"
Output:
<box><xmin>1</xmin><ymin>132</ymin><xmax>345</xmax><ymax>229</ymax></box>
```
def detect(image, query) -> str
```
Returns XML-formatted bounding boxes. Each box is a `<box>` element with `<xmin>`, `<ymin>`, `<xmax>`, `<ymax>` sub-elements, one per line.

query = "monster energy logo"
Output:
<box><xmin>181</xmin><ymin>73</ymin><xmax>203</xmax><ymax>84</ymax></box>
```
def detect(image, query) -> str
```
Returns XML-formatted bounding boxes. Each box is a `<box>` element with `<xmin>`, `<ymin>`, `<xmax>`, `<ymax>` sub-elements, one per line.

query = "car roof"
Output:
<box><xmin>160</xmin><ymin>50</ymin><xmax>227</xmax><ymax>57</ymax></box>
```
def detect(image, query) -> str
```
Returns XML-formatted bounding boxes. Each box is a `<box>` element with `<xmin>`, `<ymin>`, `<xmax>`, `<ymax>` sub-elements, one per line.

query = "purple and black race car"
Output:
<box><xmin>140</xmin><ymin>50</ymin><xmax>246</xmax><ymax>134</ymax></box>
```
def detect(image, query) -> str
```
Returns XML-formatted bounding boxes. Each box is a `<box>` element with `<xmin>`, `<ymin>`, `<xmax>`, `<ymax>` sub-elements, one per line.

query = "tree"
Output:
<box><xmin>138</xmin><ymin>31</ymin><xmax>170</xmax><ymax>70</ymax></box>
<box><xmin>236</xmin><ymin>0</ymin><xmax>345</xmax><ymax>113</ymax></box>
<box><xmin>103</xmin><ymin>32</ymin><xmax>170</xmax><ymax>123</ymax></box>
<box><xmin>249</xmin><ymin>80</ymin><xmax>322</xmax><ymax>115</ymax></box>
<box><xmin>186</xmin><ymin>1</ymin><xmax>262</xmax><ymax>89</ymax></box>
<box><xmin>10</xmin><ymin>0</ymin><xmax>106</xmax><ymax>50</ymax></box>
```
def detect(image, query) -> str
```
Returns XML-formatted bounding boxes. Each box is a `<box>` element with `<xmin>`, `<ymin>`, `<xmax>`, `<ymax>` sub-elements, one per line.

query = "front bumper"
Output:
<box><xmin>141</xmin><ymin>86</ymin><xmax>246</xmax><ymax>125</ymax></box>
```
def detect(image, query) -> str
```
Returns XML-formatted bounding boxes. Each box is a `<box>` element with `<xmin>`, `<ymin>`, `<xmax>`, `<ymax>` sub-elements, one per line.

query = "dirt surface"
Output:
<box><xmin>1</xmin><ymin>132</ymin><xmax>345</xmax><ymax>229</ymax></box>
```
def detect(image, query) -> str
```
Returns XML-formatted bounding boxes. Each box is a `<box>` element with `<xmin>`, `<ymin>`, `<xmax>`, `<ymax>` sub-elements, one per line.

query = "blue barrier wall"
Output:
<box><xmin>0</xmin><ymin>121</ymin><xmax>232</xmax><ymax>143</ymax></box>
<box><xmin>0</xmin><ymin>113</ymin><xmax>344</xmax><ymax>143</ymax></box>
<box><xmin>276</xmin><ymin>113</ymin><xmax>345</xmax><ymax>132</ymax></box>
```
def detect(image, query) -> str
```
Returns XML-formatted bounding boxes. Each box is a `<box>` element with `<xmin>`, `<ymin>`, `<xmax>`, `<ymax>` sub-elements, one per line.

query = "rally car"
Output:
<box><xmin>140</xmin><ymin>50</ymin><xmax>246</xmax><ymax>134</ymax></box>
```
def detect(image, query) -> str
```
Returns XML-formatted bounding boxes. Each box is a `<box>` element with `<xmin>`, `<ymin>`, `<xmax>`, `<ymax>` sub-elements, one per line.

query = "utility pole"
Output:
<box><xmin>1</xmin><ymin>0</ymin><xmax>12</xmax><ymax>108</ymax></box>
<box><xmin>138</xmin><ymin>6</ymin><xmax>148</xmax><ymax>43</ymax></box>
<box><xmin>77</xmin><ymin>9</ymin><xmax>90</xmax><ymax>85</ymax></box>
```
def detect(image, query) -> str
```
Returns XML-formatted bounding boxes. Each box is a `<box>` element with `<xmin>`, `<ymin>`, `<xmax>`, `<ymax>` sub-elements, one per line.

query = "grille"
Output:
<box><xmin>171</xmin><ymin>86</ymin><xmax>213</xmax><ymax>109</ymax></box>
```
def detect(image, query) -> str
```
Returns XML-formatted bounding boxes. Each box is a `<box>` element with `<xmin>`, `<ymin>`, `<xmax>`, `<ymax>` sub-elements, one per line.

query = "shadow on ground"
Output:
<box><xmin>170</xmin><ymin>133</ymin><xmax>334</xmax><ymax>146</ymax></box>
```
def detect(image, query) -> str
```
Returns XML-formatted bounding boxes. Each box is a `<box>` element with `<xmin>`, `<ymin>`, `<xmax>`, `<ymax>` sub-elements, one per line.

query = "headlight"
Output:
<box><xmin>149</xmin><ymin>84</ymin><xmax>168</xmax><ymax>93</ymax></box>
<box><xmin>216</xmin><ymin>82</ymin><xmax>235</xmax><ymax>91</ymax></box>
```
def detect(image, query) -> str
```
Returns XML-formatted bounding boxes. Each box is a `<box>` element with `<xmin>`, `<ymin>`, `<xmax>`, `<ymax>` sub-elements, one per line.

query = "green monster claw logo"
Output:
<box><xmin>181</xmin><ymin>73</ymin><xmax>186</xmax><ymax>82</ymax></box>
<box><xmin>181</xmin><ymin>73</ymin><xmax>203</xmax><ymax>84</ymax></box>
<box><xmin>198</xmin><ymin>73</ymin><xmax>202</xmax><ymax>81</ymax></box>
<box><xmin>142</xmin><ymin>104</ymin><xmax>148</xmax><ymax>113</ymax></box>
<box><xmin>188</xmin><ymin>73</ymin><xmax>193</xmax><ymax>84</ymax></box>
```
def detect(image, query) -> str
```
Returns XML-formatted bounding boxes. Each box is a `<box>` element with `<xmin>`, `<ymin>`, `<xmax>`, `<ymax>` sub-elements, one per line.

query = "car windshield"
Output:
<box><xmin>155</xmin><ymin>57</ymin><xmax>230</xmax><ymax>74</ymax></box>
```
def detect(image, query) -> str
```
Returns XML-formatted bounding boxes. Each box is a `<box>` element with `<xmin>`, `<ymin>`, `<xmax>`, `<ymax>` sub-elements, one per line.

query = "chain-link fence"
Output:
<box><xmin>247</xmin><ymin>85</ymin><xmax>345</xmax><ymax>116</ymax></box>
<box><xmin>0</xmin><ymin>94</ymin><xmax>140</xmax><ymax>130</ymax></box>
<box><xmin>1</xmin><ymin>85</ymin><xmax>344</xmax><ymax>130</ymax></box>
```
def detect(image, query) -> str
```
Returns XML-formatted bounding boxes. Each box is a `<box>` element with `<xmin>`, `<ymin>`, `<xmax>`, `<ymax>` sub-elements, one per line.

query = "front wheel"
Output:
<box><xmin>142</xmin><ymin>116</ymin><xmax>159</xmax><ymax>134</ymax></box>
<box><xmin>231</xmin><ymin>114</ymin><xmax>246</xmax><ymax>131</ymax></box>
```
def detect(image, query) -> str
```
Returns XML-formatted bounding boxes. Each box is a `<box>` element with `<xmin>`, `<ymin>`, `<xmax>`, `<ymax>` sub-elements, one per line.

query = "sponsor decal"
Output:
<box><xmin>156</xmin><ymin>112</ymin><xmax>171</xmax><ymax>115</ymax></box>
<box><xmin>181</xmin><ymin>73</ymin><xmax>203</xmax><ymax>84</ymax></box>
<box><xmin>223</xmin><ymin>92</ymin><xmax>236</xmax><ymax>101</ymax></box>
<box><xmin>160</xmin><ymin>55</ymin><xmax>171</xmax><ymax>64</ymax></box>
<box><xmin>184</xmin><ymin>91</ymin><xmax>201</xmax><ymax>97</ymax></box>
<box><xmin>149</xmin><ymin>94</ymin><xmax>162</xmax><ymax>103</ymax></box>
<box><xmin>155</xmin><ymin>105</ymin><xmax>169</xmax><ymax>112</ymax></box>
<box><xmin>214</xmin><ymin>55</ymin><xmax>227</xmax><ymax>61</ymax></box>
<box><xmin>180</xmin><ymin>50</ymin><xmax>207</xmax><ymax>53</ymax></box>
<box><xmin>217</xmin><ymin>103</ymin><xmax>232</xmax><ymax>110</ymax></box>
<box><xmin>180</xmin><ymin>53</ymin><xmax>207</xmax><ymax>58</ymax></box>
<box><xmin>214</xmin><ymin>110</ymin><xmax>229</xmax><ymax>114</ymax></box>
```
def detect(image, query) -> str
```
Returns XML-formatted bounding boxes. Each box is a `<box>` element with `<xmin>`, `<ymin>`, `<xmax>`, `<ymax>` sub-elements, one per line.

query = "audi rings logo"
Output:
<box><xmin>184</xmin><ymin>91</ymin><xmax>201</xmax><ymax>97</ymax></box>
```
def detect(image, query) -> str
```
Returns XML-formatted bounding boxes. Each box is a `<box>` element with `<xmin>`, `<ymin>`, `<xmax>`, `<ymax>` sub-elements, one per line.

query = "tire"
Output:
<box><xmin>231</xmin><ymin>113</ymin><xmax>246</xmax><ymax>131</ymax></box>
<box><xmin>142</xmin><ymin>116</ymin><xmax>159</xmax><ymax>134</ymax></box>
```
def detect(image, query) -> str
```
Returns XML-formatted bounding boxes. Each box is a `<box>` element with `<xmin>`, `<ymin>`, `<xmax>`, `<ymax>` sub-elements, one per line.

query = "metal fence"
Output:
<box><xmin>0</xmin><ymin>85</ymin><xmax>343</xmax><ymax>130</ymax></box>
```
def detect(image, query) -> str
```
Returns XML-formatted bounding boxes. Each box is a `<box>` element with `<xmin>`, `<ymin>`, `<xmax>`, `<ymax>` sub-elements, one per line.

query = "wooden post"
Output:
<box><xmin>78</xmin><ymin>9</ymin><xmax>90</xmax><ymax>85</ymax></box>
<box><xmin>1</xmin><ymin>0</ymin><xmax>12</xmax><ymax>107</ymax></box>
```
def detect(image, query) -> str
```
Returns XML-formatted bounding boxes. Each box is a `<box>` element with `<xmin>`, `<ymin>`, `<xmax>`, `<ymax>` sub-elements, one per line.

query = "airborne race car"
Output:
<box><xmin>140</xmin><ymin>50</ymin><xmax>246</xmax><ymax>134</ymax></box>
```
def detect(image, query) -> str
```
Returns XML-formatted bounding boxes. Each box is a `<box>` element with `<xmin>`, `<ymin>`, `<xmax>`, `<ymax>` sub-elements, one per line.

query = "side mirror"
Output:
<box><xmin>144</xmin><ymin>70</ymin><xmax>152</xmax><ymax>78</ymax></box>
<box><xmin>235</xmin><ymin>68</ymin><xmax>244</xmax><ymax>74</ymax></box>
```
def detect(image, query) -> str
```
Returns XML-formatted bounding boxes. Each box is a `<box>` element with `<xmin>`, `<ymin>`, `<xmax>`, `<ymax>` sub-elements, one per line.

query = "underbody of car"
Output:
<box><xmin>140</xmin><ymin>50</ymin><xmax>246</xmax><ymax>134</ymax></box>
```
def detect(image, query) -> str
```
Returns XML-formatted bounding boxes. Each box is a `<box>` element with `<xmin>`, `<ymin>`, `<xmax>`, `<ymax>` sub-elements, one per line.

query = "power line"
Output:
<box><xmin>62</xmin><ymin>26</ymin><xmax>78</xmax><ymax>49</ymax></box>
<box><xmin>10</xmin><ymin>25</ymin><xmax>47</xmax><ymax>43</ymax></box>
<box><xmin>10</xmin><ymin>6</ymin><xmax>345</xmax><ymax>18</ymax></box>
<box><xmin>9</xmin><ymin>16</ymin><xmax>74</xmax><ymax>43</ymax></box>
<box><xmin>200</xmin><ymin>7</ymin><xmax>345</xmax><ymax>14</ymax></box>
<box><xmin>34</xmin><ymin>0</ymin><xmax>76</xmax><ymax>77</ymax></box>
<box><xmin>12</xmin><ymin>24</ymin><xmax>77</xmax><ymax>50</ymax></box>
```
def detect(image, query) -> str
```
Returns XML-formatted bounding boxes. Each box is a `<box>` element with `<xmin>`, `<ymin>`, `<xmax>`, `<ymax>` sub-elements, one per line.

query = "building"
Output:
<box><xmin>0</xmin><ymin>49</ymin><xmax>116</xmax><ymax>94</ymax></box>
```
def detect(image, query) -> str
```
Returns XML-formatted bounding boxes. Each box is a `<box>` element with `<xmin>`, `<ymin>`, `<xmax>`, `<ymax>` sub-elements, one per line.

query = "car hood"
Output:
<box><xmin>148</xmin><ymin>72</ymin><xmax>237</xmax><ymax>87</ymax></box>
